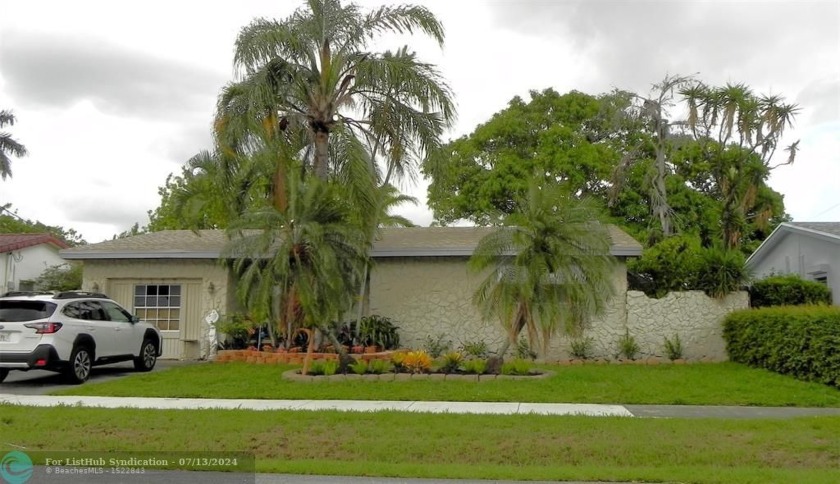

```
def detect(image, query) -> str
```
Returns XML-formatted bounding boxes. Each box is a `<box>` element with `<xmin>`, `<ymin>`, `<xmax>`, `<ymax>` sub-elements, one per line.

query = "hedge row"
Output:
<box><xmin>723</xmin><ymin>306</ymin><xmax>840</xmax><ymax>387</ymax></box>
<box><xmin>749</xmin><ymin>274</ymin><xmax>832</xmax><ymax>308</ymax></box>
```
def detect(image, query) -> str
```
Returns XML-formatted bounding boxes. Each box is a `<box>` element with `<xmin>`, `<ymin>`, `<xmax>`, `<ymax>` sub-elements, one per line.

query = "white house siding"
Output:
<box><xmin>750</xmin><ymin>232</ymin><xmax>839</xmax><ymax>304</ymax></box>
<box><xmin>81</xmin><ymin>259</ymin><xmax>235</xmax><ymax>359</ymax></box>
<box><xmin>0</xmin><ymin>244</ymin><xmax>67</xmax><ymax>292</ymax></box>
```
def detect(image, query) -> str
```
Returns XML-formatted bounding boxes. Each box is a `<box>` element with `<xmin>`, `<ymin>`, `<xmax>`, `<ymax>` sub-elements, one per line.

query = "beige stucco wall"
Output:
<box><xmin>81</xmin><ymin>259</ymin><xmax>236</xmax><ymax>359</ymax></box>
<box><xmin>368</xmin><ymin>257</ymin><xmax>630</xmax><ymax>360</ymax></box>
<box><xmin>623</xmin><ymin>290</ymin><xmax>749</xmax><ymax>360</ymax></box>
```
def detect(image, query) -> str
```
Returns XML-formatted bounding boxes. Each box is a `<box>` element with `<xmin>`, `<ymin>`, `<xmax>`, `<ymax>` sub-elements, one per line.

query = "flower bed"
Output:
<box><xmin>214</xmin><ymin>349</ymin><xmax>394</xmax><ymax>365</ymax></box>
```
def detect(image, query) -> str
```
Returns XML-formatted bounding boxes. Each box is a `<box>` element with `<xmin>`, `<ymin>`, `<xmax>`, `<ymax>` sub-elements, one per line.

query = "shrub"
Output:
<box><xmin>460</xmin><ymin>340</ymin><xmax>489</xmax><ymax>358</ymax></box>
<box><xmin>402</xmin><ymin>350</ymin><xmax>433</xmax><ymax>374</ymax></box>
<box><xmin>515</xmin><ymin>337</ymin><xmax>537</xmax><ymax>360</ymax></box>
<box><xmin>217</xmin><ymin>314</ymin><xmax>257</xmax><ymax>349</ymax></box>
<box><xmin>308</xmin><ymin>359</ymin><xmax>334</xmax><ymax>376</ymax></box>
<box><xmin>357</xmin><ymin>315</ymin><xmax>401</xmax><ymax>349</ymax></box>
<box><xmin>569</xmin><ymin>337</ymin><xmax>594</xmax><ymax>360</ymax></box>
<box><xmin>391</xmin><ymin>351</ymin><xmax>408</xmax><ymax>372</ymax></box>
<box><xmin>723</xmin><ymin>306</ymin><xmax>840</xmax><ymax>387</ymax></box>
<box><xmin>749</xmin><ymin>274</ymin><xmax>832</xmax><ymax>308</ymax></box>
<box><xmin>461</xmin><ymin>358</ymin><xmax>487</xmax><ymax>375</ymax></box>
<box><xmin>617</xmin><ymin>331</ymin><xmax>640</xmax><ymax>360</ymax></box>
<box><xmin>663</xmin><ymin>334</ymin><xmax>684</xmax><ymax>361</ymax></box>
<box><xmin>367</xmin><ymin>359</ymin><xmax>392</xmax><ymax>374</ymax></box>
<box><xmin>694</xmin><ymin>247</ymin><xmax>749</xmax><ymax>298</ymax></box>
<box><xmin>423</xmin><ymin>334</ymin><xmax>451</xmax><ymax>358</ymax></box>
<box><xmin>501</xmin><ymin>358</ymin><xmax>532</xmax><ymax>376</ymax></box>
<box><xmin>439</xmin><ymin>351</ymin><xmax>463</xmax><ymax>374</ymax></box>
<box><xmin>628</xmin><ymin>235</ymin><xmax>702</xmax><ymax>297</ymax></box>
<box><xmin>349</xmin><ymin>359</ymin><xmax>368</xmax><ymax>375</ymax></box>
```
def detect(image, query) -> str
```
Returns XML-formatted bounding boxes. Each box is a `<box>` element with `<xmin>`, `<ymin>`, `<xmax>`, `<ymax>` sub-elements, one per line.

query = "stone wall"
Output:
<box><xmin>623</xmin><ymin>290</ymin><xmax>749</xmax><ymax>360</ymax></box>
<box><xmin>368</xmin><ymin>256</ymin><xmax>748</xmax><ymax>361</ymax></box>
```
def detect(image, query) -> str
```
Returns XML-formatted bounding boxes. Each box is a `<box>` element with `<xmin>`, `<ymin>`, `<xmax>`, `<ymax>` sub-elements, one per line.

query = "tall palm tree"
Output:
<box><xmin>225</xmin><ymin>166</ymin><xmax>369</xmax><ymax>359</ymax></box>
<box><xmin>0</xmin><ymin>110</ymin><xmax>27</xmax><ymax>179</ymax></box>
<box><xmin>469</xmin><ymin>178</ymin><xmax>618</xmax><ymax>358</ymax></box>
<box><xmin>216</xmin><ymin>0</ymin><xmax>455</xmax><ymax>187</ymax></box>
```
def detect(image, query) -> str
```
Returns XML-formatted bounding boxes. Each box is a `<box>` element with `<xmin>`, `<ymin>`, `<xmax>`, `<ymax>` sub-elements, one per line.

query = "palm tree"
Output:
<box><xmin>680</xmin><ymin>82</ymin><xmax>799</xmax><ymax>250</ymax></box>
<box><xmin>216</xmin><ymin>0</ymin><xmax>455</xmax><ymax>187</ymax></box>
<box><xmin>0</xmin><ymin>110</ymin><xmax>27</xmax><ymax>179</ymax></box>
<box><xmin>469</xmin><ymin>178</ymin><xmax>618</xmax><ymax>358</ymax></box>
<box><xmin>225</xmin><ymin>166</ymin><xmax>369</xmax><ymax>365</ymax></box>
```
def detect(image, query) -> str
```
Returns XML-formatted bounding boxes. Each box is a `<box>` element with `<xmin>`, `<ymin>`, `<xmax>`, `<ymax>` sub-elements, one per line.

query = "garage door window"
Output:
<box><xmin>134</xmin><ymin>284</ymin><xmax>181</xmax><ymax>331</ymax></box>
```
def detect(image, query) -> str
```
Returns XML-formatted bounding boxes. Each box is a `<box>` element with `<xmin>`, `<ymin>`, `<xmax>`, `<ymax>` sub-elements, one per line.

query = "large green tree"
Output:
<box><xmin>0</xmin><ymin>110</ymin><xmax>27</xmax><ymax>180</ymax></box>
<box><xmin>469</xmin><ymin>177</ymin><xmax>617</xmax><ymax>358</ymax></box>
<box><xmin>0</xmin><ymin>204</ymin><xmax>85</xmax><ymax>246</ymax></box>
<box><xmin>425</xmin><ymin>89</ymin><xmax>630</xmax><ymax>226</ymax></box>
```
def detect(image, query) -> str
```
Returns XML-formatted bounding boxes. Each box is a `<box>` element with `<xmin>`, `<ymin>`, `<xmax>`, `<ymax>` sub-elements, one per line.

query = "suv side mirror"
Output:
<box><xmin>130</xmin><ymin>315</ymin><xmax>140</xmax><ymax>324</ymax></box>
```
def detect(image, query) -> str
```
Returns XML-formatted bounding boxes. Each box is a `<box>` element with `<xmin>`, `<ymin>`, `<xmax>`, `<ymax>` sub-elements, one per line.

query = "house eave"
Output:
<box><xmin>61</xmin><ymin>251</ymin><xmax>222</xmax><ymax>260</ymax></box>
<box><xmin>747</xmin><ymin>222</ymin><xmax>840</xmax><ymax>269</ymax></box>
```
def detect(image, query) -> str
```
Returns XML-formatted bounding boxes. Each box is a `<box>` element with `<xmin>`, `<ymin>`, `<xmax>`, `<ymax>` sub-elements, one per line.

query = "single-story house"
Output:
<box><xmin>0</xmin><ymin>233</ymin><xmax>69</xmax><ymax>293</ymax></box>
<box><xmin>746</xmin><ymin>222</ymin><xmax>839</xmax><ymax>304</ymax></box>
<box><xmin>60</xmin><ymin>227</ymin><xmax>642</xmax><ymax>360</ymax></box>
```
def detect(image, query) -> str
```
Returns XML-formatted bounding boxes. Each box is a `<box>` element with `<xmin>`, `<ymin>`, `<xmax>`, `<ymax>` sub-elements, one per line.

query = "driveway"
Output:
<box><xmin>0</xmin><ymin>359</ymin><xmax>196</xmax><ymax>395</ymax></box>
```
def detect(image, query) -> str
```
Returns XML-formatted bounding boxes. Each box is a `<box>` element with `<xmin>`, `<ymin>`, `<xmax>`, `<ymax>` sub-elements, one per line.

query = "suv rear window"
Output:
<box><xmin>0</xmin><ymin>300</ymin><xmax>58</xmax><ymax>322</ymax></box>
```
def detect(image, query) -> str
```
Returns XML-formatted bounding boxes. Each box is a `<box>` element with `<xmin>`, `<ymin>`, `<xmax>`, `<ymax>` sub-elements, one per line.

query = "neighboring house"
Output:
<box><xmin>61</xmin><ymin>227</ymin><xmax>642</xmax><ymax>360</ymax></box>
<box><xmin>746</xmin><ymin>222</ymin><xmax>839</xmax><ymax>304</ymax></box>
<box><xmin>0</xmin><ymin>233</ymin><xmax>69</xmax><ymax>293</ymax></box>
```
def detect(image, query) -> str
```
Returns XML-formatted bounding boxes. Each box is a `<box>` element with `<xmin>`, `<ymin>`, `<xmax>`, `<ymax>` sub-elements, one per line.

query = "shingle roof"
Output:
<box><xmin>61</xmin><ymin>226</ymin><xmax>642</xmax><ymax>260</ymax></box>
<box><xmin>0</xmin><ymin>233</ymin><xmax>69</xmax><ymax>253</ymax></box>
<box><xmin>786</xmin><ymin>222</ymin><xmax>840</xmax><ymax>238</ymax></box>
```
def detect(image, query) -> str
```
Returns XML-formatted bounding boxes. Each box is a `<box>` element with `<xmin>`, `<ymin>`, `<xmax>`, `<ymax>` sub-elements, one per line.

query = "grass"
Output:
<box><xmin>2</xmin><ymin>405</ymin><xmax>839</xmax><ymax>483</ymax></box>
<box><xmin>53</xmin><ymin>361</ymin><xmax>840</xmax><ymax>407</ymax></box>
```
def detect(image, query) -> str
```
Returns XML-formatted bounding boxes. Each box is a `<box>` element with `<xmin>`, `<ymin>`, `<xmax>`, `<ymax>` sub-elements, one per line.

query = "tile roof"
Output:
<box><xmin>0</xmin><ymin>233</ymin><xmax>69</xmax><ymax>253</ymax></box>
<box><xmin>61</xmin><ymin>226</ymin><xmax>642</xmax><ymax>260</ymax></box>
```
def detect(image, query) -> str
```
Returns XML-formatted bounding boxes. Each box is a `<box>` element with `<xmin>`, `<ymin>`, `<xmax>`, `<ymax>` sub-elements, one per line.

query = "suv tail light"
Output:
<box><xmin>24</xmin><ymin>322</ymin><xmax>63</xmax><ymax>334</ymax></box>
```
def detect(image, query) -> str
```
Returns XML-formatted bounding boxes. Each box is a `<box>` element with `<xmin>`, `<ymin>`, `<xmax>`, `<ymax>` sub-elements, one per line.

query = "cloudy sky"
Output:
<box><xmin>1</xmin><ymin>0</ymin><xmax>838</xmax><ymax>243</ymax></box>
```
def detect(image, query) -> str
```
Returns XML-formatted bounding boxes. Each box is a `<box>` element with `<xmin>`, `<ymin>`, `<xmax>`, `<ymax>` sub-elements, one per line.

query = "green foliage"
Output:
<box><xmin>723</xmin><ymin>306</ymin><xmax>840</xmax><ymax>387</ymax></box>
<box><xmin>515</xmin><ymin>337</ymin><xmax>537</xmax><ymax>360</ymax></box>
<box><xmin>469</xmin><ymin>177</ymin><xmax>617</xmax><ymax>356</ymax></box>
<box><xmin>663</xmin><ymin>334</ymin><xmax>684</xmax><ymax>361</ymax></box>
<box><xmin>349</xmin><ymin>359</ymin><xmax>368</xmax><ymax>375</ymax></box>
<box><xmin>309</xmin><ymin>359</ymin><xmax>339</xmax><ymax>376</ymax></box>
<box><xmin>628</xmin><ymin>235</ymin><xmax>701</xmax><ymax>297</ymax></box>
<box><xmin>0</xmin><ymin>109</ymin><xmax>27</xmax><ymax>180</ymax></box>
<box><xmin>424</xmin><ymin>89</ymin><xmax>629</xmax><ymax>226</ymax></box>
<box><xmin>749</xmin><ymin>274</ymin><xmax>832</xmax><ymax>308</ymax></box>
<box><xmin>34</xmin><ymin>263</ymin><xmax>82</xmax><ymax>291</ymax></box>
<box><xmin>423</xmin><ymin>334</ymin><xmax>451</xmax><ymax>358</ymax></box>
<box><xmin>501</xmin><ymin>358</ymin><xmax>533</xmax><ymax>376</ymax></box>
<box><xmin>357</xmin><ymin>314</ymin><xmax>400</xmax><ymax>350</ymax></box>
<box><xmin>367</xmin><ymin>359</ymin><xmax>392</xmax><ymax>375</ymax></box>
<box><xmin>459</xmin><ymin>340</ymin><xmax>489</xmax><ymax>358</ymax></box>
<box><xmin>461</xmin><ymin>358</ymin><xmax>487</xmax><ymax>375</ymax></box>
<box><xmin>569</xmin><ymin>337</ymin><xmax>595</xmax><ymax>360</ymax></box>
<box><xmin>617</xmin><ymin>331</ymin><xmax>640</xmax><ymax>360</ymax></box>
<box><xmin>217</xmin><ymin>314</ymin><xmax>258</xmax><ymax>350</ymax></box>
<box><xmin>694</xmin><ymin>247</ymin><xmax>750</xmax><ymax>298</ymax></box>
<box><xmin>439</xmin><ymin>351</ymin><xmax>463</xmax><ymax>374</ymax></box>
<box><xmin>629</xmin><ymin>236</ymin><xmax>749</xmax><ymax>298</ymax></box>
<box><xmin>0</xmin><ymin>204</ymin><xmax>85</xmax><ymax>246</ymax></box>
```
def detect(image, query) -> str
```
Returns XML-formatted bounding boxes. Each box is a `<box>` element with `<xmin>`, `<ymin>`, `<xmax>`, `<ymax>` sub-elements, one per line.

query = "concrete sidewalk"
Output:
<box><xmin>2</xmin><ymin>393</ymin><xmax>840</xmax><ymax>418</ymax></box>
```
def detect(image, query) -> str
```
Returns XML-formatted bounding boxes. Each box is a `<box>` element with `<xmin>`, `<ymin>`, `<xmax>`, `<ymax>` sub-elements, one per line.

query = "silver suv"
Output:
<box><xmin>0</xmin><ymin>291</ymin><xmax>161</xmax><ymax>384</ymax></box>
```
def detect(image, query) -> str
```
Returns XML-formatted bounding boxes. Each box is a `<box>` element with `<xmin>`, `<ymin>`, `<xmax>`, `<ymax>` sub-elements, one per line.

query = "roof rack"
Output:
<box><xmin>53</xmin><ymin>291</ymin><xmax>109</xmax><ymax>300</ymax></box>
<box><xmin>0</xmin><ymin>290</ymin><xmax>56</xmax><ymax>298</ymax></box>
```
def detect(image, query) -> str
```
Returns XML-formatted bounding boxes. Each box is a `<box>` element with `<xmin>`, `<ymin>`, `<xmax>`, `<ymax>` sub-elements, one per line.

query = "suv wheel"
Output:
<box><xmin>64</xmin><ymin>346</ymin><xmax>93</xmax><ymax>384</ymax></box>
<box><xmin>134</xmin><ymin>339</ymin><xmax>157</xmax><ymax>372</ymax></box>
<box><xmin>0</xmin><ymin>369</ymin><xmax>8</xmax><ymax>383</ymax></box>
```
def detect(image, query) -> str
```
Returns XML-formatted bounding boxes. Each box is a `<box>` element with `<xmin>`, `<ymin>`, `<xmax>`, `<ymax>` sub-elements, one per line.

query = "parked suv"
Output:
<box><xmin>0</xmin><ymin>291</ymin><xmax>161</xmax><ymax>384</ymax></box>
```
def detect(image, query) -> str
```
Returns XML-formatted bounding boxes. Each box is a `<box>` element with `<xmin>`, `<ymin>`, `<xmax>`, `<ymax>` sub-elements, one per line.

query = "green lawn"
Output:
<box><xmin>2</xmin><ymin>405</ymin><xmax>838</xmax><ymax>483</ymax></box>
<box><xmin>54</xmin><ymin>361</ymin><xmax>840</xmax><ymax>407</ymax></box>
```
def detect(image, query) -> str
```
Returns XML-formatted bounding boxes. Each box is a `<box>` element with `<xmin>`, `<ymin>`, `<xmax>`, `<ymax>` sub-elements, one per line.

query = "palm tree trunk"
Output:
<box><xmin>313</xmin><ymin>130</ymin><xmax>330</xmax><ymax>180</ymax></box>
<box><xmin>273</xmin><ymin>159</ymin><xmax>288</xmax><ymax>213</ymax></box>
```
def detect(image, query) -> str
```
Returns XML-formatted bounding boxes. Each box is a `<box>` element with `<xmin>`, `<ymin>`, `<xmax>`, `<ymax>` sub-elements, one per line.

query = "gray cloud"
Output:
<box><xmin>0</xmin><ymin>31</ymin><xmax>227</xmax><ymax>121</ymax></box>
<box><xmin>488</xmin><ymin>0</ymin><xmax>840</xmax><ymax>94</ymax></box>
<box><xmin>796</xmin><ymin>77</ymin><xmax>840</xmax><ymax>126</ymax></box>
